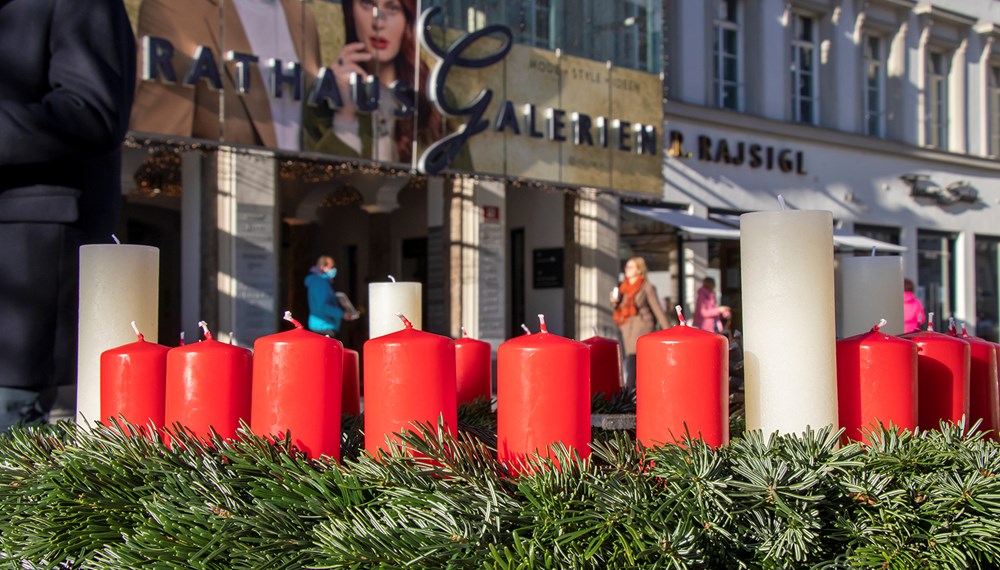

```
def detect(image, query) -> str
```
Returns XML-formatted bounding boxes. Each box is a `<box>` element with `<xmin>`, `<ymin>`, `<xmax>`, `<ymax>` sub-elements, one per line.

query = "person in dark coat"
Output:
<box><xmin>0</xmin><ymin>0</ymin><xmax>136</xmax><ymax>429</ymax></box>
<box><xmin>611</xmin><ymin>256</ymin><xmax>670</xmax><ymax>390</ymax></box>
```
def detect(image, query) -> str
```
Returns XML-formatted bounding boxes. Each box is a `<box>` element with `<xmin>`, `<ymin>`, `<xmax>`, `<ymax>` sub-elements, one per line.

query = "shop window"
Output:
<box><xmin>976</xmin><ymin>236</ymin><xmax>1000</xmax><ymax>342</ymax></box>
<box><xmin>790</xmin><ymin>12</ymin><xmax>818</xmax><ymax>124</ymax></box>
<box><xmin>713</xmin><ymin>0</ymin><xmax>743</xmax><ymax>111</ymax></box>
<box><xmin>925</xmin><ymin>50</ymin><xmax>949</xmax><ymax>149</ymax></box>
<box><xmin>854</xmin><ymin>223</ymin><xmax>900</xmax><ymax>247</ymax></box>
<box><xmin>863</xmin><ymin>34</ymin><xmax>886</xmax><ymax>138</ymax></box>
<box><xmin>917</xmin><ymin>230</ymin><xmax>957</xmax><ymax>329</ymax></box>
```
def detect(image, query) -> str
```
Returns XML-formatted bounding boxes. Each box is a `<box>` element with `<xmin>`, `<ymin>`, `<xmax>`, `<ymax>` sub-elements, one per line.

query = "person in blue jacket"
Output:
<box><xmin>305</xmin><ymin>256</ymin><xmax>349</xmax><ymax>336</ymax></box>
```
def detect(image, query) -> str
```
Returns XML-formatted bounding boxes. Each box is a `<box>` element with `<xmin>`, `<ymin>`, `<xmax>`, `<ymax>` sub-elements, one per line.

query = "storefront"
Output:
<box><xmin>120</xmin><ymin>0</ymin><xmax>665</xmax><ymax>356</ymax></box>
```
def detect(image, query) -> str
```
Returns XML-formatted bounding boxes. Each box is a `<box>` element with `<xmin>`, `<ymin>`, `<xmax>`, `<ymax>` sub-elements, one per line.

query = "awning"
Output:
<box><xmin>624</xmin><ymin>206</ymin><xmax>741</xmax><ymax>239</ymax></box>
<box><xmin>833</xmin><ymin>230</ymin><xmax>907</xmax><ymax>253</ymax></box>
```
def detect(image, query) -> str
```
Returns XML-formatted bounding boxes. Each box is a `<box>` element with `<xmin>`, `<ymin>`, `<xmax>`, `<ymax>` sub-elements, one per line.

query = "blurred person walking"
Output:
<box><xmin>612</xmin><ymin>257</ymin><xmax>670</xmax><ymax>390</ymax></box>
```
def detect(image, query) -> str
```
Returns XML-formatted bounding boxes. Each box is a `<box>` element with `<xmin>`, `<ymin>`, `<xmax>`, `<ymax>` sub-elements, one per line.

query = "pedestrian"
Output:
<box><xmin>0</xmin><ymin>0</ymin><xmax>136</xmax><ymax>430</ymax></box>
<box><xmin>305</xmin><ymin>256</ymin><xmax>349</xmax><ymax>337</ymax></box>
<box><xmin>611</xmin><ymin>257</ymin><xmax>670</xmax><ymax>390</ymax></box>
<box><xmin>693</xmin><ymin>277</ymin><xmax>730</xmax><ymax>333</ymax></box>
<box><xmin>903</xmin><ymin>278</ymin><xmax>926</xmax><ymax>333</ymax></box>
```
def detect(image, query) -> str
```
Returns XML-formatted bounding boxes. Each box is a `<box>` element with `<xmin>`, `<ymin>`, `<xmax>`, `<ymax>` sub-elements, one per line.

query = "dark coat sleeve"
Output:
<box><xmin>0</xmin><ymin>0</ymin><xmax>136</xmax><ymax>165</ymax></box>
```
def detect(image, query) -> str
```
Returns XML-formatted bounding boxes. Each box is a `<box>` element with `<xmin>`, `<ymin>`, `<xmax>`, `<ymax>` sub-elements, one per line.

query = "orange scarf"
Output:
<box><xmin>613</xmin><ymin>277</ymin><xmax>644</xmax><ymax>325</ymax></box>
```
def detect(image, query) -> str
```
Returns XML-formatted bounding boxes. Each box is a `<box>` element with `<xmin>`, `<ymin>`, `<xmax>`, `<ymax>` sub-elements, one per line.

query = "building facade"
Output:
<box><xmin>660</xmin><ymin>0</ymin><xmax>1000</xmax><ymax>340</ymax></box>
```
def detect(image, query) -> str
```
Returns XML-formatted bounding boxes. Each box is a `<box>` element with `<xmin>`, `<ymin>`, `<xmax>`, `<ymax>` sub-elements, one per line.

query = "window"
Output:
<box><xmin>790</xmin><ymin>13</ymin><xmax>817</xmax><ymax>124</ymax></box>
<box><xmin>975</xmin><ymin>236</ymin><xmax>1000</xmax><ymax>342</ymax></box>
<box><xmin>926</xmin><ymin>51</ymin><xmax>949</xmax><ymax>148</ymax></box>
<box><xmin>713</xmin><ymin>0</ymin><xmax>742</xmax><ymax>111</ymax></box>
<box><xmin>423</xmin><ymin>0</ymin><xmax>663</xmax><ymax>74</ymax></box>
<box><xmin>917</xmin><ymin>231</ymin><xmax>957</xmax><ymax>329</ymax></box>
<box><xmin>990</xmin><ymin>65</ymin><xmax>1000</xmax><ymax>157</ymax></box>
<box><xmin>854</xmin><ymin>223</ymin><xmax>900</xmax><ymax>247</ymax></box>
<box><xmin>863</xmin><ymin>34</ymin><xmax>885</xmax><ymax>137</ymax></box>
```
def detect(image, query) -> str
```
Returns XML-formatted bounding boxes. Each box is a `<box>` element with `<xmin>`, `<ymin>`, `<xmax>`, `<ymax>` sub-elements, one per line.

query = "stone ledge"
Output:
<box><xmin>591</xmin><ymin>414</ymin><xmax>636</xmax><ymax>430</ymax></box>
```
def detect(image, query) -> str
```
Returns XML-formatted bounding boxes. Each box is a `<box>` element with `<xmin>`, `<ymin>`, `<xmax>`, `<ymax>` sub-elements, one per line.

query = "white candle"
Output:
<box><xmin>368</xmin><ymin>278</ymin><xmax>422</xmax><ymax>338</ymax></box>
<box><xmin>77</xmin><ymin>243</ymin><xmax>159</xmax><ymax>425</ymax></box>
<box><xmin>740</xmin><ymin>209</ymin><xmax>838</xmax><ymax>435</ymax></box>
<box><xmin>840</xmin><ymin>256</ymin><xmax>904</xmax><ymax>337</ymax></box>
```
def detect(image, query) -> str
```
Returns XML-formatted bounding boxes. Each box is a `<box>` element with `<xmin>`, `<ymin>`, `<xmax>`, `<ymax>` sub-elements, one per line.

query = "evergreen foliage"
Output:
<box><xmin>0</xmin><ymin>404</ymin><xmax>999</xmax><ymax>569</ymax></box>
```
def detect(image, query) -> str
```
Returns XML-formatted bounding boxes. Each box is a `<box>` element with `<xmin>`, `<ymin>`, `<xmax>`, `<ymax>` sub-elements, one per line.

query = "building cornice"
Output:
<box><xmin>665</xmin><ymin>101</ymin><xmax>1000</xmax><ymax>173</ymax></box>
<box><xmin>913</xmin><ymin>4</ymin><xmax>977</xmax><ymax>28</ymax></box>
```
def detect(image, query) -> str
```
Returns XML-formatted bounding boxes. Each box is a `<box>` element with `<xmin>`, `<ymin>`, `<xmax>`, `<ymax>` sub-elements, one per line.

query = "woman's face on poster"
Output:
<box><xmin>354</xmin><ymin>0</ymin><xmax>408</xmax><ymax>68</ymax></box>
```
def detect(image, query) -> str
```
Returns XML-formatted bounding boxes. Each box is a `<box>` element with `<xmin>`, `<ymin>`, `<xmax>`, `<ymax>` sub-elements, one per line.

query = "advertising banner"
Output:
<box><xmin>124</xmin><ymin>0</ymin><xmax>663</xmax><ymax>195</ymax></box>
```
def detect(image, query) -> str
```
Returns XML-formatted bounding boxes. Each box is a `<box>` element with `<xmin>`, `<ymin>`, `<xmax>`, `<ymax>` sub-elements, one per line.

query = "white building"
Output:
<box><xmin>653</xmin><ymin>0</ymin><xmax>1000</xmax><ymax>340</ymax></box>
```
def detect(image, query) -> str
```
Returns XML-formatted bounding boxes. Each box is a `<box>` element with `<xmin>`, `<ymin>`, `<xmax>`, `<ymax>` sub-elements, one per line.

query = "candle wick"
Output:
<box><xmin>179</xmin><ymin>331</ymin><xmax>185</xmax><ymax>346</ymax></box>
<box><xmin>395</xmin><ymin>312</ymin><xmax>413</xmax><ymax>329</ymax></box>
<box><xmin>198</xmin><ymin>320</ymin><xmax>213</xmax><ymax>341</ymax></box>
<box><xmin>948</xmin><ymin>317</ymin><xmax>957</xmax><ymax>335</ymax></box>
<box><xmin>461</xmin><ymin>326</ymin><xmax>468</xmax><ymax>338</ymax></box>
<box><xmin>130</xmin><ymin>320</ymin><xmax>143</xmax><ymax>341</ymax></box>
<box><xmin>962</xmin><ymin>324</ymin><xmax>969</xmax><ymax>337</ymax></box>
<box><xmin>927</xmin><ymin>312</ymin><xmax>934</xmax><ymax>331</ymax></box>
<box><xmin>592</xmin><ymin>325</ymin><xmax>599</xmax><ymax>337</ymax></box>
<box><xmin>537</xmin><ymin>314</ymin><xmax>548</xmax><ymax>334</ymax></box>
<box><xmin>111</xmin><ymin>233</ymin><xmax>121</xmax><ymax>245</ymax></box>
<box><xmin>873</xmin><ymin>318</ymin><xmax>887</xmax><ymax>332</ymax></box>
<box><xmin>521</xmin><ymin>323</ymin><xmax>531</xmax><ymax>335</ymax></box>
<box><xmin>229</xmin><ymin>332</ymin><xmax>235</xmax><ymax>345</ymax></box>
<box><xmin>870</xmin><ymin>246</ymin><xmax>877</xmax><ymax>257</ymax></box>
<box><xmin>388</xmin><ymin>274</ymin><xmax>396</xmax><ymax>283</ymax></box>
<box><xmin>674</xmin><ymin>305</ymin><xmax>686</xmax><ymax>326</ymax></box>
<box><xmin>283</xmin><ymin>310</ymin><xmax>305</xmax><ymax>329</ymax></box>
<box><xmin>777</xmin><ymin>194</ymin><xmax>787</xmax><ymax>210</ymax></box>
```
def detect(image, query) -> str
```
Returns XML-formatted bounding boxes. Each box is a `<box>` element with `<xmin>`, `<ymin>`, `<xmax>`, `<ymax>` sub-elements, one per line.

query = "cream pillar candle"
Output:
<box><xmin>840</xmin><ymin>255</ymin><xmax>904</xmax><ymax>337</ymax></box>
<box><xmin>77</xmin><ymin>243</ymin><xmax>159</xmax><ymax>425</ymax></box>
<box><xmin>740</xmin><ymin>209</ymin><xmax>838</xmax><ymax>435</ymax></box>
<box><xmin>368</xmin><ymin>277</ymin><xmax>422</xmax><ymax>338</ymax></box>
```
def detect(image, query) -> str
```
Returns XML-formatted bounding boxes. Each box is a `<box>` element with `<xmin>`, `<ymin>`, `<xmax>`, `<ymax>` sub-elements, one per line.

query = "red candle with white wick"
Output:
<box><xmin>900</xmin><ymin>313</ymin><xmax>970</xmax><ymax>429</ymax></box>
<box><xmin>953</xmin><ymin>324</ymin><xmax>999</xmax><ymax>440</ymax></box>
<box><xmin>455</xmin><ymin>327</ymin><xmax>492</xmax><ymax>405</ymax></box>
<box><xmin>100</xmin><ymin>321</ymin><xmax>169</xmax><ymax>433</ymax></box>
<box><xmin>363</xmin><ymin>314</ymin><xmax>457</xmax><ymax>455</ymax></box>
<box><xmin>164</xmin><ymin>321</ymin><xmax>252</xmax><ymax>441</ymax></box>
<box><xmin>836</xmin><ymin>319</ymin><xmax>917</xmax><ymax>442</ymax></box>
<box><xmin>497</xmin><ymin>315</ymin><xmax>590</xmax><ymax>473</ymax></box>
<box><xmin>251</xmin><ymin>312</ymin><xmax>343</xmax><ymax>460</ymax></box>
<box><xmin>636</xmin><ymin>307</ymin><xmax>729</xmax><ymax>447</ymax></box>
<box><xmin>342</xmin><ymin>349</ymin><xmax>361</xmax><ymax>416</ymax></box>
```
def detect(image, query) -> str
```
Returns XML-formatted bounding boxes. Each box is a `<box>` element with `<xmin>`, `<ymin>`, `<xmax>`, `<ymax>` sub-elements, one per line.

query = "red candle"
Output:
<box><xmin>497</xmin><ymin>315</ymin><xmax>590</xmax><ymax>472</ymax></box>
<box><xmin>100</xmin><ymin>321</ymin><xmax>169</xmax><ymax>432</ymax></box>
<box><xmin>581</xmin><ymin>332</ymin><xmax>622</xmax><ymax>400</ymax></box>
<box><xmin>165</xmin><ymin>321</ymin><xmax>252</xmax><ymax>441</ymax></box>
<box><xmin>901</xmin><ymin>315</ymin><xmax>970</xmax><ymax>429</ymax></box>
<box><xmin>455</xmin><ymin>328</ymin><xmax>492</xmax><ymax>405</ymax></box>
<box><xmin>342</xmin><ymin>349</ymin><xmax>361</xmax><ymax>416</ymax></box>
<box><xmin>636</xmin><ymin>308</ymin><xmax>728</xmax><ymax>448</ymax></box>
<box><xmin>955</xmin><ymin>325</ymin><xmax>999</xmax><ymax>440</ymax></box>
<box><xmin>363</xmin><ymin>314</ymin><xmax>457</xmax><ymax>455</ymax></box>
<box><xmin>836</xmin><ymin>319</ymin><xmax>918</xmax><ymax>442</ymax></box>
<box><xmin>251</xmin><ymin>313</ymin><xmax>343</xmax><ymax>460</ymax></box>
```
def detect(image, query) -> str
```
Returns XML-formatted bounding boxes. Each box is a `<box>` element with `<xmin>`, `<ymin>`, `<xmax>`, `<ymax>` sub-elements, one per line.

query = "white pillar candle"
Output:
<box><xmin>740</xmin><ymin>209</ymin><xmax>838</xmax><ymax>435</ymax></box>
<box><xmin>77</xmin><ymin>244</ymin><xmax>159</xmax><ymax>425</ymax></box>
<box><xmin>368</xmin><ymin>278</ymin><xmax>422</xmax><ymax>338</ymax></box>
<box><xmin>840</xmin><ymin>256</ymin><xmax>904</xmax><ymax>337</ymax></box>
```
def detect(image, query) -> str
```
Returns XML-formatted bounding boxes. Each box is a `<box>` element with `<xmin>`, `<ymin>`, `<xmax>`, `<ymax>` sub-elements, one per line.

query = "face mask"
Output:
<box><xmin>324</xmin><ymin>268</ymin><xmax>338</xmax><ymax>280</ymax></box>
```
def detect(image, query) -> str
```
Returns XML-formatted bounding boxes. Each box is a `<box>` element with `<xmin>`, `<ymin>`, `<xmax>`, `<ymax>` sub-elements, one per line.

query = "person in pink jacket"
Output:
<box><xmin>693</xmin><ymin>277</ymin><xmax>730</xmax><ymax>333</ymax></box>
<box><xmin>903</xmin><ymin>278</ymin><xmax>926</xmax><ymax>333</ymax></box>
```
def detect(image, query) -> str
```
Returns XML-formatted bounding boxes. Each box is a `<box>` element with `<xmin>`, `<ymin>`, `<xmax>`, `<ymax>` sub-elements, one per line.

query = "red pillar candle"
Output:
<box><xmin>836</xmin><ymin>319</ymin><xmax>918</xmax><ymax>442</ymax></box>
<box><xmin>455</xmin><ymin>327</ymin><xmax>492</xmax><ymax>405</ymax></box>
<box><xmin>954</xmin><ymin>325</ymin><xmax>1000</xmax><ymax>440</ymax></box>
<box><xmin>581</xmin><ymin>331</ymin><xmax>623</xmax><ymax>400</ymax></box>
<box><xmin>342</xmin><ymin>349</ymin><xmax>361</xmax><ymax>416</ymax></box>
<box><xmin>165</xmin><ymin>321</ymin><xmax>252</xmax><ymax>441</ymax></box>
<box><xmin>636</xmin><ymin>307</ymin><xmax>729</xmax><ymax>448</ymax></box>
<box><xmin>251</xmin><ymin>312</ymin><xmax>344</xmax><ymax>460</ymax></box>
<box><xmin>900</xmin><ymin>314</ymin><xmax>970</xmax><ymax>429</ymax></box>
<box><xmin>363</xmin><ymin>314</ymin><xmax>457</xmax><ymax>455</ymax></box>
<box><xmin>100</xmin><ymin>321</ymin><xmax>169</xmax><ymax>431</ymax></box>
<box><xmin>497</xmin><ymin>315</ymin><xmax>590</xmax><ymax>472</ymax></box>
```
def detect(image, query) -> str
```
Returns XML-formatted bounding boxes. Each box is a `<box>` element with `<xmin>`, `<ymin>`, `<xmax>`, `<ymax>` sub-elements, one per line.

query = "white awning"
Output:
<box><xmin>833</xmin><ymin>230</ymin><xmax>907</xmax><ymax>253</ymax></box>
<box><xmin>624</xmin><ymin>206</ymin><xmax>741</xmax><ymax>239</ymax></box>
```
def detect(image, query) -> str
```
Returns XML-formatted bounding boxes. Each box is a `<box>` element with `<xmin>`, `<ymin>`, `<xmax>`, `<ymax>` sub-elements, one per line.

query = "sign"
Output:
<box><xmin>533</xmin><ymin>248</ymin><xmax>564</xmax><ymax>289</ymax></box>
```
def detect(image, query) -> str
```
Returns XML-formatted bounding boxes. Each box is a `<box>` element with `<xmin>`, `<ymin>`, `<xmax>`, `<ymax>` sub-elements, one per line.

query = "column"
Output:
<box><xmin>567</xmin><ymin>188</ymin><xmax>619</xmax><ymax>340</ymax></box>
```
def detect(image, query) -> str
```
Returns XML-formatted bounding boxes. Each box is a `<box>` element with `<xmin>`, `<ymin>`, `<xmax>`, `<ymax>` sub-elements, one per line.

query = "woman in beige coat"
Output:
<box><xmin>611</xmin><ymin>257</ymin><xmax>670</xmax><ymax>390</ymax></box>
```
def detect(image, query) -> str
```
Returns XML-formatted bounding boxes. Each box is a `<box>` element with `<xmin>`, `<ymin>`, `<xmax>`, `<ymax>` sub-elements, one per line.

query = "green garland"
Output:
<box><xmin>0</xmin><ymin>398</ymin><xmax>999</xmax><ymax>569</ymax></box>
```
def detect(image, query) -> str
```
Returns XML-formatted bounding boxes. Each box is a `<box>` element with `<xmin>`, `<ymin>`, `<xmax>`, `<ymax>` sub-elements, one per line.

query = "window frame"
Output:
<box><xmin>862</xmin><ymin>33</ymin><xmax>887</xmax><ymax>138</ymax></box>
<box><xmin>789</xmin><ymin>11</ymin><xmax>819</xmax><ymax>125</ymax></box>
<box><xmin>713</xmin><ymin>0</ymin><xmax>744</xmax><ymax>111</ymax></box>
<box><xmin>925</xmin><ymin>49</ymin><xmax>950</xmax><ymax>149</ymax></box>
<box><xmin>990</xmin><ymin>63</ymin><xmax>1000</xmax><ymax>157</ymax></box>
